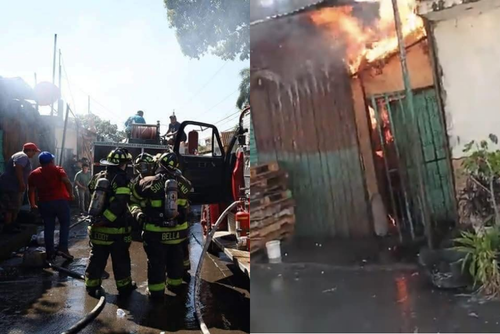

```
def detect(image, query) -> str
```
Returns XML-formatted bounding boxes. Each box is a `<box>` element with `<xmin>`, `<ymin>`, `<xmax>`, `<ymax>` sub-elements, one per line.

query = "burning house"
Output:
<box><xmin>250</xmin><ymin>0</ymin><xmax>457</xmax><ymax>242</ymax></box>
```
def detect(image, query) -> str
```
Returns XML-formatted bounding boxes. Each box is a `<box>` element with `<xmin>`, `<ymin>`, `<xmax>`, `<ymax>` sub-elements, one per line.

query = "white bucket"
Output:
<box><xmin>266</xmin><ymin>240</ymin><xmax>282</xmax><ymax>263</ymax></box>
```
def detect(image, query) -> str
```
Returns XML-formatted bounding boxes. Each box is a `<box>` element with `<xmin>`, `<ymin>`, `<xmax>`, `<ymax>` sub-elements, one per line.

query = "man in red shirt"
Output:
<box><xmin>28</xmin><ymin>151</ymin><xmax>75</xmax><ymax>261</ymax></box>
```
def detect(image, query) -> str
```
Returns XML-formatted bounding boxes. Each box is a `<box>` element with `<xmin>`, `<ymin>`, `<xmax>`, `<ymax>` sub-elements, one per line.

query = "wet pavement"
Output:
<box><xmin>252</xmin><ymin>258</ymin><xmax>500</xmax><ymax>332</ymax></box>
<box><xmin>0</xmin><ymin>219</ymin><xmax>249</xmax><ymax>334</ymax></box>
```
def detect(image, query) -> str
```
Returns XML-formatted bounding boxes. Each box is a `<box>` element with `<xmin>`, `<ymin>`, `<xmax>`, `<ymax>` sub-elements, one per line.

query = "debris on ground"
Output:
<box><xmin>322</xmin><ymin>287</ymin><xmax>337</xmax><ymax>293</ymax></box>
<box><xmin>116</xmin><ymin>309</ymin><xmax>126</xmax><ymax>318</ymax></box>
<box><xmin>468</xmin><ymin>311</ymin><xmax>479</xmax><ymax>318</ymax></box>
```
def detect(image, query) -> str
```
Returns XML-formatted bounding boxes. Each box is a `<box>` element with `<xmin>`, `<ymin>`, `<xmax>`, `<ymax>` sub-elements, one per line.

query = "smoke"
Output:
<box><xmin>251</xmin><ymin>12</ymin><xmax>345</xmax><ymax>86</ymax></box>
<box><xmin>250</xmin><ymin>1</ymin><xmax>381</xmax><ymax>84</ymax></box>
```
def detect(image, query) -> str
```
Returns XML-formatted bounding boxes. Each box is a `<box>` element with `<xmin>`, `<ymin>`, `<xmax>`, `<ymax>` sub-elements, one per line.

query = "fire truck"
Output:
<box><xmin>176</xmin><ymin>107</ymin><xmax>251</xmax><ymax>277</ymax></box>
<box><xmin>91</xmin><ymin>108</ymin><xmax>251</xmax><ymax>276</ymax></box>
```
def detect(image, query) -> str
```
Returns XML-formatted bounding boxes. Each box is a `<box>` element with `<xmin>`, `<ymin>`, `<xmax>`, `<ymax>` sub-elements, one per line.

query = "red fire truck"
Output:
<box><xmin>173</xmin><ymin>107</ymin><xmax>251</xmax><ymax>277</ymax></box>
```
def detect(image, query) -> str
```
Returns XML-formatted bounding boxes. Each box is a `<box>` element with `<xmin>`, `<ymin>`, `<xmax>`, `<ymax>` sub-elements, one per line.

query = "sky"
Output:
<box><xmin>0</xmin><ymin>0</ymin><xmax>249</xmax><ymax>136</ymax></box>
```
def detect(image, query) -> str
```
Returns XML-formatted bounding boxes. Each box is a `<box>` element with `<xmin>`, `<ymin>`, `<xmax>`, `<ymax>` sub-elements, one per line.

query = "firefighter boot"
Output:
<box><xmin>118</xmin><ymin>281</ymin><xmax>137</xmax><ymax>297</ymax></box>
<box><xmin>86</xmin><ymin>286</ymin><xmax>105</xmax><ymax>299</ymax></box>
<box><xmin>146</xmin><ymin>288</ymin><xmax>165</xmax><ymax>302</ymax></box>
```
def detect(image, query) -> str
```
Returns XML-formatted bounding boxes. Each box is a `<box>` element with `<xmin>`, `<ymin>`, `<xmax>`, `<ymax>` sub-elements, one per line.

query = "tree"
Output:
<box><xmin>76</xmin><ymin>114</ymin><xmax>126</xmax><ymax>142</ymax></box>
<box><xmin>236</xmin><ymin>68</ymin><xmax>250</xmax><ymax>109</ymax></box>
<box><xmin>164</xmin><ymin>0</ymin><xmax>250</xmax><ymax>61</ymax></box>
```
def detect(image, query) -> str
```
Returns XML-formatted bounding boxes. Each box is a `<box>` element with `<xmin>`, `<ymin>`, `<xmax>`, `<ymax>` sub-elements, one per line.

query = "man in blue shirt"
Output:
<box><xmin>125</xmin><ymin>110</ymin><xmax>146</xmax><ymax>138</ymax></box>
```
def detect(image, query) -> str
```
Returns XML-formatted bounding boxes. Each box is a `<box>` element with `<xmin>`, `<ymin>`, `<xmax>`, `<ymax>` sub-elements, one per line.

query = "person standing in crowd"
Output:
<box><xmin>64</xmin><ymin>155</ymin><xmax>80</xmax><ymax>204</ymax></box>
<box><xmin>74</xmin><ymin>163</ymin><xmax>92</xmax><ymax>215</ymax></box>
<box><xmin>28</xmin><ymin>151</ymin><xmax>74</xmax><ymax>261</ymax></box>
<box><xmin>0</xmin><ymin>143</ymin><xmax>40</xmax><ymax>233</ymax></box>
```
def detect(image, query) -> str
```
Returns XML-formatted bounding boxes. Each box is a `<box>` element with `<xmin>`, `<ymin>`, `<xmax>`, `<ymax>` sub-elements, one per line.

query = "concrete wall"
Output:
<box><xmin>55</xmin><ymin>122</ymin><xmax>78</xmax><ymax>162</ymax></box>
<box><xmin>432</xmin><ymin>7</ymin><xmax>500</xmax><ymax>159</ymax></box>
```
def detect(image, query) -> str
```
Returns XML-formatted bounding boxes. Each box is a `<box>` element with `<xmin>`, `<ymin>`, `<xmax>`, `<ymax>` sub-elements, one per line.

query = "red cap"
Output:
<box><xmin>23</xmin><ymin>142</ymin><xmax>41</xmax><ymax>152</ymax></box>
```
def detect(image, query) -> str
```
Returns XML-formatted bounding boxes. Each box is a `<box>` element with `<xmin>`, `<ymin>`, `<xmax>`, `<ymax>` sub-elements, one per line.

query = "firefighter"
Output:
<box><xmin>133</xmin><ymin>153</ymin><xmax>155</xmax><ymax>180</ymax></box>
<box><xmin>133</xmin><ymin>151</ymin><xmax>192</xmax><ymax>277</ymax></box>
<box><xmin>85</xmin><ymin>148</ymin><xmax>136</xmax><ymax>298</ymax></box>
<box><xmin>129</xmin><ymin>152</ymin><xmax>191</xmax><ymax>300</ymax></box>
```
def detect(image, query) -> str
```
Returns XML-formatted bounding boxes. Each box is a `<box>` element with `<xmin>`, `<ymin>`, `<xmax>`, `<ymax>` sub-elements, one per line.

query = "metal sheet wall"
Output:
<box><xmin>250</xmin><ymin>66</ymin><xmax>371</xmax><ymax>238</ymax></box>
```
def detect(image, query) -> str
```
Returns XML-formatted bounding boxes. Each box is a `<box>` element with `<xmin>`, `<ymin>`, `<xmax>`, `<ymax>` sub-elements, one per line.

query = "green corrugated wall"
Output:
<box><xmin>251</xmin><ymin>64</ymin><xmax>371</xmax><ymax>238</ymax></box>
<box><xmin>249</xmin><ymin>114</ymin><xmax>258</xmax><ymax>166</ymax></box>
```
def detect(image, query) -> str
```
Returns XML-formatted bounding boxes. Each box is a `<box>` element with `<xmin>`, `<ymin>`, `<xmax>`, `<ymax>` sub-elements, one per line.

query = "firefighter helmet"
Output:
<box><xmin>100</xmin><ymin>148</ymin><xmax>132</xmax><ymax>166</ymax></box>
<box><xmin>157</xmin><ymin>152</ymin><xmax>179</xmax><ymax>172</ymax></box>
<box><xmin>134</xmin><ymin>153</ymin><xmax>154</xmax><ymax>165</ymax></box>
<box><xmin>134</xmin><ymin>153</ymin><xmax>155</xmax><ymax>176</ymax></box>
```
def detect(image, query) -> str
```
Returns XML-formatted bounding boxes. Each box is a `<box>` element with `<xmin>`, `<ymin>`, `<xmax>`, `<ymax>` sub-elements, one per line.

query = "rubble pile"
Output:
<box><xmin>250</xmin><ymin>161</ymin><xmax>295</xmax><ymax>253</ymax></box>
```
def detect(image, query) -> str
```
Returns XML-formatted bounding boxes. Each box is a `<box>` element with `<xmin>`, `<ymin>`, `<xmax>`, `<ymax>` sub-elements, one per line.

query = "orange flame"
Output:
<box><xmin>310</xmin><ymin>0</ymin><xmax>426</xmax><ymax>74</ymax></box>
<box><xmin>369</xmin><ymin>103</ymin><xmax>394</xmax><ymax>158</ymax></box>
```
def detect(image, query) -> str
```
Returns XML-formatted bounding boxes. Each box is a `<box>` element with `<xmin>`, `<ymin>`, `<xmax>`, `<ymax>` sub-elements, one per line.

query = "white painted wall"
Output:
<box><xmin>55</xmin><ymin>123</ymin><xmax>78</xmax><ymax>160</ymax></box>
<box><xmin>433</xmin><ymin>7</ymin><xmax>500</xmax><ymax>158</ymax></box>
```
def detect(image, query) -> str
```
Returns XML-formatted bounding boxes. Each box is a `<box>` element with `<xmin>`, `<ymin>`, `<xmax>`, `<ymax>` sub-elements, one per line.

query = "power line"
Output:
<box><xmin>60</xmin><ymin>54</ymin><xmax>77</xmax><ymax>114</ymax></box>
<box><xmin>191</xmin><ymin>89</ymin><xmax>239</xmax><ymax>120</ymax></box>
<box><xmin>177</xmin><ymin>61</ymin><xmax>228</xmax><ymax>112</ymax></box>
<box><xmin>60</xmin><ymin>57</ymin><xmax>121</xmax><ymax>120</ymax></box>
<box><xmin>214</xmin><ymin>110</ymin><xmax>240</xmax><ymax>126</ymax></box>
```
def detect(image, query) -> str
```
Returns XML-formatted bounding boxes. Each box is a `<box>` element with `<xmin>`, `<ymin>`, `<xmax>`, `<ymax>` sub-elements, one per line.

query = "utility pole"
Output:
<box><xmin>58</xmin><ymin>49</ymin><xmax>62</xmax><ymax>118</ymax></box>
<box><xmin>34</xmin><ymin>73</ymin><xmax>39</xmax><ymax>114</ymax></box>
<box><xmin>60</xmin><ymin>104</ymin><xmax>70</xmax><ymax>166</ymax></box>
<box><xmin>50</xmin><ymin>34</ymin><xmax>57</xmax><ymax>116</ymax></box>
<box><xmin>391</xmin><ymin>0</ymin><xmax>433</xmax><ymax>248</ymax></box>
<box><xmin>88</xmin><ymin>95</ymin><xmax>91</xmax><ymax>114</ymax></box>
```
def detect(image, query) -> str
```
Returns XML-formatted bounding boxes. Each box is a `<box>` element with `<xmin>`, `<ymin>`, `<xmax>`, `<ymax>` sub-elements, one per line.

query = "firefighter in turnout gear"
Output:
<box><xmin>133</xmin><ymin>153</ymin><xmax>155</xmax><ymax>181</ymax></box>
<box><xmin>139</xmin><ymin>151</ymin><xmax>192</xmax><ymax>276</ymax></box>
<box><xmin>129</xmin><ymin>152</ymin><xmax>192</xmax><ymax>300</ymax></box>
<box><xmin>85</xmin><ymin>148</ymin><xmax>136</xmax><ymax>297</ymax></box>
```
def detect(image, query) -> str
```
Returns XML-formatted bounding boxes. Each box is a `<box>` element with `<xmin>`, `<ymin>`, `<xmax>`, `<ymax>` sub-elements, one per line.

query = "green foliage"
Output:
<box><xmin>454</xmin><ymin>229</ymin><xmax>500</xmax><ymax>296</ymax></box>
<box><xmin>236</xmin><ymin>68</ymin><xmax>250</xmax><ymax>109</ymax></box>
<box><xmin>164</xmin><ymin>0</ymin><xmax>249</xmax><ymax>61</ymax></box>
<box><xmin>459</xmin><ymin>134</ymin><xmax>500</xmax><ymax>225</ymax></box>
<box><xmin>76</xmin><ymin>114</ymin><xmax>125</xmax><ymax>143</ymax></box>
<box><xmin>462</xmin><ymin>136</ymin><xmax>500</xmax><ymax>179</ymax></box>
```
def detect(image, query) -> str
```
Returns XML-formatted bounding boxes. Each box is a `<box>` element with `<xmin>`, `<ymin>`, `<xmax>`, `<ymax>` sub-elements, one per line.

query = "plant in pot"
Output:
<box><xmin>455</xmin><ymin>134</ymin><xmax>500</xmax><ymax>297</ymax></box>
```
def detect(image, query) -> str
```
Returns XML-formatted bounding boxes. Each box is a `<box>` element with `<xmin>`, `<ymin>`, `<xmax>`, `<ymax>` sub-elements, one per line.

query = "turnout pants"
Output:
<box><xmin>142</xmin><ymin>223</ymin><xmax>188</xmax><ymax>296</ymax></box>
<box><xmin>85</xmin><ymin>226</ymin><xmax>133</xmax><ymax>292</ymax></box>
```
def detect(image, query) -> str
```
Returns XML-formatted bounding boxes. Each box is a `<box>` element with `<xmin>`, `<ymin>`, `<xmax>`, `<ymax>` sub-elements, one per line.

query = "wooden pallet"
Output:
<box><xmin>250</xmin><ymin>223</ymin><xmax>294</xmax><ymax>254</ymax></box>
<box><xmin>251</xmin><ymin>207</ymin><xmax>295</xmax><ymax>229</ymax></box>
<box><xmin>251</xmin><ymin>183</ymin><xmax>288</xmax><ymax>200</ymax></box>
<box><xmin>250</xmin><ymin>190</ymin><xmax>293</xmax><ymax>207</ymax></box>
<box><xmin>250</xmin><ymin>161</ymin><xmax>280</xmax><ymax>179</ymax></box>
<box><xmin>251</xmin><ymin>198</ymin><xmax>295</xmax><ymax>220</ymax></box>
<box><xmin>250</xmin><ymin>215</ymin><xmax>295</xmax><ymax>239</ymax></box>
<box><xmin>250</xmin><ymin>169</ymin><xmax>288</xmax><ymax>187</ymax></box>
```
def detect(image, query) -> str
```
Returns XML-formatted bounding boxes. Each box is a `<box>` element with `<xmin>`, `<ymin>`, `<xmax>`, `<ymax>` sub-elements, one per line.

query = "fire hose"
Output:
<box><xmin>194</xmin><ymin>200</ymin><xmax>241</xmax><ymax>334</ymax></box>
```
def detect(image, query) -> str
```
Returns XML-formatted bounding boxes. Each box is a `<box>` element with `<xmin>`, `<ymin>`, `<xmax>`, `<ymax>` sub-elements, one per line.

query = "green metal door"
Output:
<box><xmin>369</xmin><ymin>87</ymin><xmax>455</xmax><ymax>238</ymax></box>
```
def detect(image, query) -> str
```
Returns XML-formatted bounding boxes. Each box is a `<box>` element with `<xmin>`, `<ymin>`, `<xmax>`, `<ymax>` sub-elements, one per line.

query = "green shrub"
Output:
<box><xmin>454</xmin><ymin>228</ymin><xmax>500</xmax><ymax>296</ymax></box>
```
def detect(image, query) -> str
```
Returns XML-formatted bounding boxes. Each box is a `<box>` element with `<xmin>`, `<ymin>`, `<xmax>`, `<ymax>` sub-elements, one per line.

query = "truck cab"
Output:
<box><xmin>173</xmin><ymin>108</ymin><xmax>250</xmax><ymax>206</ymax></box>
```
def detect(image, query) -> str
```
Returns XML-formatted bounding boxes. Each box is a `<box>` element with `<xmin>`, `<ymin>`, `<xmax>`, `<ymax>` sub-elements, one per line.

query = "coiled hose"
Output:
<box><xmin>194</xmin><ymin>201</ymin><xmax>240</xmax><ymax>334</ymax></box>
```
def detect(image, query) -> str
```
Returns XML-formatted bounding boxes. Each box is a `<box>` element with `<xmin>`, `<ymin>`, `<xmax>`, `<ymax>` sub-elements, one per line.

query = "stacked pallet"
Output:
<box><xmin>250</xmin><ymin>162</ymin><xmax>295</xmax><ymax>254</ymax></box>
